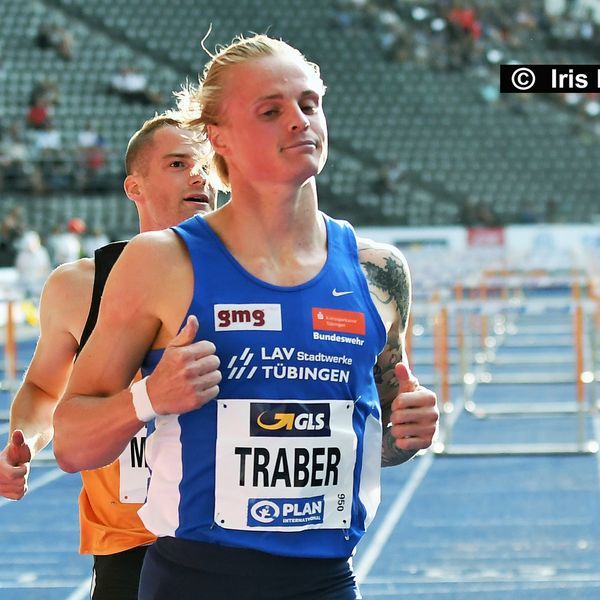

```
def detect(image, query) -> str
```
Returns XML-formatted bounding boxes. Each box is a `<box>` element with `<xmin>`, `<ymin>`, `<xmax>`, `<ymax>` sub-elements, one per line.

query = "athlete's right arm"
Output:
<box><xmin>0</xmin><ymin>264</ymin><xmax>85</xmax><ymax>499</ymax></box>
<box><xmin>53</xmin><ymin>231</ymin><xmax>221</xmax><ymax>473</ymax></box>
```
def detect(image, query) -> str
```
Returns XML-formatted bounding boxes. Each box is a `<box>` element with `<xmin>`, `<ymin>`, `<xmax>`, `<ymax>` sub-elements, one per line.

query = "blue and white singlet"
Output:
<box><xmin>139</xmin><ymin>213</ymin><xmax>386</xmax><ymax>559</ymax></box>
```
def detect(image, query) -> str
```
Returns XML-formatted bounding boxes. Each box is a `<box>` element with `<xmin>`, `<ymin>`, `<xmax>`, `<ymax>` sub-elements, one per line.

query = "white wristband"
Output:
<box><xmin>131</xmin><ymin>377</ymin><xmax>157</xmax><ymax>422</ymax></box>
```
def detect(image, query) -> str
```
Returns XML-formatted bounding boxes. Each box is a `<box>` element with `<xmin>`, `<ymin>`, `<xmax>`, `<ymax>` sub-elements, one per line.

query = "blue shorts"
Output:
<box><xmin>139</xmin><ymin>537</ymin><xmax>362</xmax><ymax>600</ymax></box>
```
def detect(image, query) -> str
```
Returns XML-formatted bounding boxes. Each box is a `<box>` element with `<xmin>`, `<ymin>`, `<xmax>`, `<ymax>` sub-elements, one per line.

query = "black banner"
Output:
<box><xmin>500</xmin><ymin>64</ymin><xmax>600</xmax><ymax>93</ymax></box>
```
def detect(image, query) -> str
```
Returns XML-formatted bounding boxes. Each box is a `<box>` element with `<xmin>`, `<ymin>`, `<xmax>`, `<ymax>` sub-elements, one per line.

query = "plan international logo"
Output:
<box><xmin>247</xmin><ymin>496</ymin><xmax>325</xmax><ymax>527</ymax></box>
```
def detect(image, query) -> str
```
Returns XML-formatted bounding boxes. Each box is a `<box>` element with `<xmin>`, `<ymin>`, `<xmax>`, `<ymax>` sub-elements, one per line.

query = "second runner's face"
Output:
<box><xmin>214</xmin><ymin>54</ymin><xmax>328</xmax><ymax>189</ymax></box>
<box><xmin>140</xmin><ymin>125</ymin><xmax>217</xmax><ymax>228</ymax></box>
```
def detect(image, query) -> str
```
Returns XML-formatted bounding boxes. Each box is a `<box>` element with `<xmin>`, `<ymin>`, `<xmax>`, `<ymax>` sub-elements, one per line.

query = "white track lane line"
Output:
<box><xmin>64</xmin><ymin>576</ymin><xmax>92</xmax><ymax>600</ymax></box>
<box><xmin>355</xmin><ymin>371</ymin><xmax>468</xmax><ymax>584</ymax></box>
<box><xmin>593</xmin><ymin>414</ymin><xmax>600</xmax><ymax>486</ymax></box>
<box><xmin>355</xmin><ymin>451</ymin><xmax>435</xmax><ymax>583</ymax></box>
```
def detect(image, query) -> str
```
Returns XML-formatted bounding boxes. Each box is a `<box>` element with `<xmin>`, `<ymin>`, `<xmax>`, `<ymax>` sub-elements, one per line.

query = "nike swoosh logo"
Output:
<box><xmin>332</xmin><ymin>289</ymin><xmax>353</xmax><ymax>297</ymax></box>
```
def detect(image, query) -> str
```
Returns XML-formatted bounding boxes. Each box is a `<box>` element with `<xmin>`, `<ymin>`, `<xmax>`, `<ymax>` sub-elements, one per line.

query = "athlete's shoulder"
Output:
<box><xmin>356</xmin><ymin>236</ymin><xmax>408</xmax><ymax>272</ymax></box>
<box><xmin>356</xmin><ymin>237</ymin><xmax>411</xmax><ymax>328</ymax></box>
<box><xmin>39</xmin><ymin>258</ymin><xmax>95</xmax><ymax>339</ymax></box>
<box><xmin>96</xmin><ymin>230</ymin><xmax>178</xmax><ymax>277</ymax></box>
<box><xmin>120</xmin><ymin>229</ymin><xmax>183</xmax><ymax>260</ymax></box>
<box><xmin>43</xmin><ymin>257</ymin><xmax>95</xmax><ymax>301</ymax></box>
<box><xmin>100</xmin><ymin>229</ymin><xmax>191</xmax><ymax>320</ymax></box>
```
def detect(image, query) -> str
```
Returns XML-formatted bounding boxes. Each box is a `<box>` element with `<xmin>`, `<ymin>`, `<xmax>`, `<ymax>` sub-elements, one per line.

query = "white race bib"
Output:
<box><xmin>118</xmin><ymin>427</ymin><xmax>149</xmax><ymax>503</ymax></box>
<box><xmin>215</xmin><ymin>400</ymin><xmax>356</xmax><ymax>532</ymax></box>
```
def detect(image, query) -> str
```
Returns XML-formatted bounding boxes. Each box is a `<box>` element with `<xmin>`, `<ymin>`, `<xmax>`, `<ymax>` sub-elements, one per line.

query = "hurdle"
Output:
<box><xmin>434</xmin><ymin>271</ymin><xmax>599</xmax><ymax>456</ymax></box>
<box><xmin>433</xmin><ymin>301</ymin><xmax>450</xmax><ymax>410</ymax></box>
<box><xmin>0</xmin><ymin>299</ymin><xmax>19</xmax><ymax>422</ymax></box>
<box><xmin>0</xmin><ymin>297</ymin><xmax>38</xmax><ymax>422</ymax></box>
<box><xmin>409</xmin><ymin>287</ymin><xmax>477</xmax><ymax>390</ymax></box>
<box><xmin>464</xmin><ymin>279</ymin><xmax>597</xmax><ymax>416</ymax></box>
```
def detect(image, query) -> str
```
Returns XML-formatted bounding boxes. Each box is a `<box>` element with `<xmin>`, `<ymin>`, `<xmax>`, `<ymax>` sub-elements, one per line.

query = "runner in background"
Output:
<box><xmin>0</xmin><ymin>114</ymin><xmax>217</xmax><ymax>599</ymax></box>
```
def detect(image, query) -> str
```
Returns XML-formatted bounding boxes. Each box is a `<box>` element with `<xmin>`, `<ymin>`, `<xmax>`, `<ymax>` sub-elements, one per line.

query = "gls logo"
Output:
<box><xmin>214</xmin><ymin>304</ymin><xmax>282</xmax><ymax>331</ymax></box>
<box><xmin>257</xmin><ymin>412</ymin><xmax>325</xmax><ymax>431</ymax></box>
<box><xmin>250</xmin><ymin>402</ymin><xmax>331</xmax><ymax>437</ymax></box>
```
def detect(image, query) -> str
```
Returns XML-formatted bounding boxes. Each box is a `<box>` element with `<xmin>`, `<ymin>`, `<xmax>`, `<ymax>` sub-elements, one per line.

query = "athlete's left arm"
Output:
<box><xmin>357</xmin><ymin>238</ymin><xmax>438</xmax><ymax>467</ymax></box>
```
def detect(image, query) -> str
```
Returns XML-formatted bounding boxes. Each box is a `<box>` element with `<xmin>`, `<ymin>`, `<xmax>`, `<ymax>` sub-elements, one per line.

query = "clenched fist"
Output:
<box><xmin>0</xmin><ymin>430</ymin><xmax>32</xmax><ymax>500</ymax></box>
<box><xmin>145</xmin><ymin>315</ymin><xmax>222</xmax><ymax>416</ymax></box>
<box><xmin>388</xmin><ymin>363</ymin><xmax>438</xmax><ymax>451</ymax></box>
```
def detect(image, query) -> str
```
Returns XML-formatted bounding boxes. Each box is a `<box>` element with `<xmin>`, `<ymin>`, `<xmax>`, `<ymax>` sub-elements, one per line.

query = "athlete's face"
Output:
<box><xmin>210</xmin><ymin>54</ymin><xmax>328</xmax><ymax>189</ymax></box>
<box><xmin>130</xmin><ymin>125</ymin><xmax>217</xmax><ymax>230</ymax></box>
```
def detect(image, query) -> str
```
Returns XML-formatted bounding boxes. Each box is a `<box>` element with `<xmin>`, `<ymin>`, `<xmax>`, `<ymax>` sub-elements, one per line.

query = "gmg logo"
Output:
<box><xmin>214</xmin><ymin>304</ymin><xmax>282</xmax><ymax>331</ymax></box>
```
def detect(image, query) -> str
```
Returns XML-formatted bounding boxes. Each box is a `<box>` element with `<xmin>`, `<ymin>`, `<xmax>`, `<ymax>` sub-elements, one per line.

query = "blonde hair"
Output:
<box><xmin>172</xmin><ymin>34</ymin><xmax>325</xmax><ymax>192</ymax></box>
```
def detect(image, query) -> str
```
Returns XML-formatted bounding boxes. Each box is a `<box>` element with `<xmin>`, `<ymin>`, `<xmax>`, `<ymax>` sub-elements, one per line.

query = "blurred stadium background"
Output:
<box><xmin>1</xmin><ymin>0</ymin><xmax>599</xmax><ymax>237</ymax></box>
<box><xmin>2</xmin><ymin>0</ymin><xmax>600</xmax><ymax>598</ymax></box>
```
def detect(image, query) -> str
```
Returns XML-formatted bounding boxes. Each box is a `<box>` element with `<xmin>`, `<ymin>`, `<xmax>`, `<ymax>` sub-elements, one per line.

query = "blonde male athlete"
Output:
<box><xmin>0</xmin><ymin>114</ymin><xmax>217</xmax><ymax>599</ymax></box>
<box><xmin>53</xmin><ymin>35</ymin><xmax>438</xmax><ymax>600</ymax></box>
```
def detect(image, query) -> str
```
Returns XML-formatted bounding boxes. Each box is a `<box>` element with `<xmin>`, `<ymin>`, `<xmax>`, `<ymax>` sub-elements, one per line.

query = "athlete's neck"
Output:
<box><xmin>205</xmin><ymin>179</ymin><xmax>327</xmax><ymax>286</ymax></box>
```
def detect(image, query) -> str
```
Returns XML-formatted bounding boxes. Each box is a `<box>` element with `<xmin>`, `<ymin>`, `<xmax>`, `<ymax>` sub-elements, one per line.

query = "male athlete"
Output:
<box><xmin>0</xmin><ymin>114</ymin><xmax>217</xmax><ymax>599</ymax></box>
<box><xmin>53</xmin><ymin>35</ymin><xmax>438</xmax><ymax>599</ymax></box>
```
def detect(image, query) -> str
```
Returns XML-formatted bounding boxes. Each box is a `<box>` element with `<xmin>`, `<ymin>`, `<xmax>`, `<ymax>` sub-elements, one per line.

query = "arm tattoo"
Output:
<box><xmin>360</xmin><ymin>246</ymin><xmax>413</xmax><ymax>466</ymax></box>
<box><xmin>373</xmin><ymin>344</ymin><xmax>402</xmax><ymax>389</ymax></box>
<box><xmin>381</xmin><ymin>426</ymin><xmax>418</xmax><ymax>467</ymax></box>
<box><xmin>362</xmin><ymin>255</ymin><xmax>410</xmax><ymax>326</ymax></box>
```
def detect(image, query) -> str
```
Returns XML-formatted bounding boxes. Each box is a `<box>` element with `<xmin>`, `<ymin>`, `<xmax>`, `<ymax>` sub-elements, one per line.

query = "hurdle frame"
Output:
<box><xmin>432</xmin><ymin>271</ymin><xmax>599</xmax><ymax>456</ymax></box>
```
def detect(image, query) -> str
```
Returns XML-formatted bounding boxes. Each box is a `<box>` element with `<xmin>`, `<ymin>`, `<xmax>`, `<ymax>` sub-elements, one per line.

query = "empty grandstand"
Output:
<box><xmin>1</xmin><ymin>0</ymin><xmax>599</xmax><ymax>238</ymax></box>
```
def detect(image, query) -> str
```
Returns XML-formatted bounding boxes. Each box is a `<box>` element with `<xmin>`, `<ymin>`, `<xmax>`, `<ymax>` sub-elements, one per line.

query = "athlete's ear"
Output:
<box><xmin>207</xmin><ymin>124</ymin><xmax>229</xmax><ymax>157</ymax></box>
<box><xmin>124</xmin><ymin>174</ymin><xmax>141</xmax><ymax>202</ymax></box>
